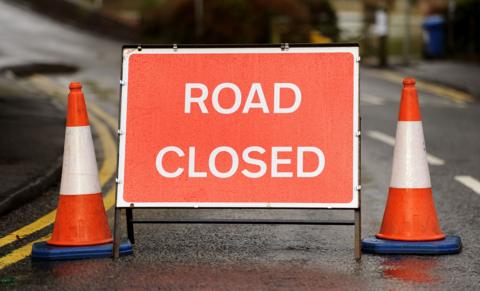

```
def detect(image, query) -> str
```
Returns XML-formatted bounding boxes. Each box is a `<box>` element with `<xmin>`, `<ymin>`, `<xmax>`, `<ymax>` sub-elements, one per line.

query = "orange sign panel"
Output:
<box><xmin>117</xmin><ymin>46</ymin><xmax>359</xmax><ymax>208</ymax></box>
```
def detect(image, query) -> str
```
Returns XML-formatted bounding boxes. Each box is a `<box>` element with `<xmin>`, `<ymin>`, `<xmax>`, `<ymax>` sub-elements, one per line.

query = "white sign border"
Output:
<box><xmin>116</xmin><ymin>45</ymin><xmax>360</xmax><ymax>209</ymax></box>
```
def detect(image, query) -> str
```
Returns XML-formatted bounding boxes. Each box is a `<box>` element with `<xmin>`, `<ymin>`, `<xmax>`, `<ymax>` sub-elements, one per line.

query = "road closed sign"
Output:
<box><xmin>116</xmin><ymin>45</ymin><xmax>360</xmax><ymax>208</ymax></box>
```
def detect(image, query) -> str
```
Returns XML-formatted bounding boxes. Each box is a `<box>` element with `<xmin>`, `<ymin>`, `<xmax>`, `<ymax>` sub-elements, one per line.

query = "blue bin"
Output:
<box><xmin>423</xmin><ymin>15</ymin><xmax>445</xmax><ymax>57</ymax></box>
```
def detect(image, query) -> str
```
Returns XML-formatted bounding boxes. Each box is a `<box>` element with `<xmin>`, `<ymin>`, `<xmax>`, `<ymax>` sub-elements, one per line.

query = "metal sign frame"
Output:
<box><xmin>113</xmin><ymin>43</ymin><xmax>361</xmax><ymax>259</ymax></box>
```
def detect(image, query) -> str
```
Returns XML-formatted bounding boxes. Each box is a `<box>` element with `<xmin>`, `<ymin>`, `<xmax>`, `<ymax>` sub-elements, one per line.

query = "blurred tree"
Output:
<box><xmin>307</xmin><ymin>0</ymin><xmax>339</xmax><ymax>41</ymax></box>
<box><xmin>140</xmin><ymin>0</ymin><xmax>339</xmax><ymax>43</ymax></box>
<box><xmin>451</xmin><ymin>0</ymin><xmax>480</xmax><ymax>58</ymax></box>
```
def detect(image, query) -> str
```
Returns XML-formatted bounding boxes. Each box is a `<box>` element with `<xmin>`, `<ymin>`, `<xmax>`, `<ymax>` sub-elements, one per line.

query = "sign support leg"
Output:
<box><xmin>113</xmin><ymin>207</ymin><xmax>121</xmax><ymax>260</ymax></box>
<box><xmin>354</xmin><ymin>208</ymin><xmax>362</xmax><ymax>260</ymax></box>
<box><xmin>126</xmin><ymin>208</ymin><xmax>135</xmax><ymax>244</ymax></box>
<box><xmin>355</xmin><ymin>116</ymin><xmax>362</xmax><ymax>260</ymax></box>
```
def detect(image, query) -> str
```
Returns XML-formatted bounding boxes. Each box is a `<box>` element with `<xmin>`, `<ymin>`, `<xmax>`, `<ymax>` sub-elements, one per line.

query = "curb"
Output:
<box><xmin>7</xmin><ymin>0</ymin><xmax>138</xmax><ymax>41</ymax></box>
<box><xmin>364</xmin><ymin>66</ymin><xmax>475</xmax><ymax>104</ymax></box>
<box><xmin>362</xmin><ymin>60</ymin><xmax>477</xmax><ymax>102</ymax></box>
<box><xmin>0</xmin><ymin>75</ymin><xmax>65</xmax><ymax>216</ymax></box>
<box><xmin>393</xmin><ymin>67</ymin><xmax>479</xmax><ymax>101</ymax></box>
<box><xmin>0</xmin><ymin>157</ymin><xmax>62</xmax><ymax>215</ymax></box>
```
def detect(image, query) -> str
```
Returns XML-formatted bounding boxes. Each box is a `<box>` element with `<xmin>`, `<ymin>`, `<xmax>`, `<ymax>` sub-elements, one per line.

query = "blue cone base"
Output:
<box><xmin>362</xmin><ymin>235</ymin><xmax>461</xmax><ymax>255</ymax></box>
<box><xmin>31</xmin><ymin>241</ymin><xmax>133</xmax><ymax>261</ymax></box>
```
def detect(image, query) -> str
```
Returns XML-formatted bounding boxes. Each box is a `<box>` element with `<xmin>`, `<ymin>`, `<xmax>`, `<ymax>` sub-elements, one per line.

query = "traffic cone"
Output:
<box><xmin>376</xmin><ymin>77</ymin><xmax>444</xmax><ymax>241</ymax></box>
<box><xmin>362</xmin><ymin>77</ymin><xmax>461</xmax><ymax>255</ymax></box>
<box><xmin>31</xmin><ymin>82</ymin><xmax>132</xmax><ymax>260</ymax></box>
<box><xmin>48</xmin><ymin>82</ymin><xmax>112</xmax><ymax>246</ymax></box>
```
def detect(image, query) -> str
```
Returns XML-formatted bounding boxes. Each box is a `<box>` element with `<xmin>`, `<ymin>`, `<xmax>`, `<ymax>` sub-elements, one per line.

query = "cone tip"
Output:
<box><xmin>403</xmin><ymin>77</ymin><xmax>416</xmax><ymax>87</ymax></box>
<box><xmin>69</xmin><ymin>82</ymin><xmax>82</xmax><ymax>90</ymax></box>
<box><xmin>66</xmin><ymin>82</ymin><xmax>89</xmax><ymax>126</ymax></box>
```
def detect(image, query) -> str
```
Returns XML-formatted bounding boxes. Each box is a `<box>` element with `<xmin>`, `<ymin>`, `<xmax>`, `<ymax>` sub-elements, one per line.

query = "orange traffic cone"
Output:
<box><xmin>48</xmin><ymin>82</ymin><xmax>112</xmax><ymax>246</ymax></box>
<box><xmin>376</xmin><ymin>77</ymin><xmax>444</xmax><ymax>241</ymax></box>
<box><xmin>362</xmin><ymin>77</ymin><xmax>461</xmax><ymax>255</ymax></box>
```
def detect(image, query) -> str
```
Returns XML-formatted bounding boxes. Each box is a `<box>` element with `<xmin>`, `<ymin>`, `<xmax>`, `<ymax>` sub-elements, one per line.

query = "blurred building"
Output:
<box><xmin>332</xmin><ymin>0</ymin><xmax>480</xmax><ymax>62</ymax></box>
<box><xmin>53</xmin><ymin>0</ymin><xmax>480</xmax><ymax>61</ymax></box>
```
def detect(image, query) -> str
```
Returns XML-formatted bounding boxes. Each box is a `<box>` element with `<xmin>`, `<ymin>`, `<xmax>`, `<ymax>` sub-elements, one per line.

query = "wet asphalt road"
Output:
<box><xmin>0</xmin><ymin>0</ymin><xmax>480</xmax><ymax>289</ymax></box>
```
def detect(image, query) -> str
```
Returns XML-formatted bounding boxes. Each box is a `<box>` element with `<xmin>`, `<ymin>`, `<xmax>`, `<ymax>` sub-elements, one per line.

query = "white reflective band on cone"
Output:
<box><xmin>60</xmin><ymin>126</ymin><xmax>101</xmax><ymax>195</ymax></box>
<box><xmin>390</xmin><ymin>121</ymin><xmax>431</xmax><ymax>188</ymax></box>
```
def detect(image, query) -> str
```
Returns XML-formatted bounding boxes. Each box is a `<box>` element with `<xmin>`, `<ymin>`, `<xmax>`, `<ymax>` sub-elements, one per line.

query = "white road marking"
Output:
<box><xmin>425</xmin><ymin>155</ymin><xmax>445</xmax><ymax>166</ymax></box>
<box><xmin>367</xmin><ymin>130</ymin><xmax>395</xmax><ymax>146</ymax></box>
<box><xmin>362</xmin><ymin>94</ymin><xmax>385</xmax><ymax>105</ymax></box>
<box><xmin>366</xmin><ymin>130</ymin><xmax>445</xmax><ymax>166</ymax></box>
<box><xmin>455</xmin><ymin>176</ymin><xmax>480</xmax><ymax>195</ymax></box>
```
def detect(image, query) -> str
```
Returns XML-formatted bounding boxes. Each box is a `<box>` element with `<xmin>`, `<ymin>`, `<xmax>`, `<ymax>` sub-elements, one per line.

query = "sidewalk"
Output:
<box><xmin>0</xmin><ymin>76</ymin><xmax>65</xmax><ymax>215</ymax></box>
<box><xmin>394</xmin><ymin>60</ymin><xmax>480</xmax><ymax>100</ymax></box>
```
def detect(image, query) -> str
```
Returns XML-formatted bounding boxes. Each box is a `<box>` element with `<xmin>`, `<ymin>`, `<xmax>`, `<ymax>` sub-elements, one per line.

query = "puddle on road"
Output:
<box><xmin>4</xmin><ymin>253</ymin><xmax>453</xmax><ymax>289</ymax></box>
<box><xmin>25</xmin><ymin>259</ymin><xmax>369</xmax><ymax>290</ymax></box>
<box><xmin>381</xmin><ymin>256</ymin><xmax>439</xmax><ymax>284</ymax></box>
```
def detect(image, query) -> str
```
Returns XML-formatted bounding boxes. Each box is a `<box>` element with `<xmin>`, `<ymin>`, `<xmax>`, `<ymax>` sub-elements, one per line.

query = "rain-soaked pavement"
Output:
<box><xmin>3</xmin><ymin>207</ymin><xmax>479</xmax><ymax>289</ymax></box>
<box><xmin>0</xmin><ymin>0</ymin><xmax>479</xmax><ymax>289</ymax></box>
